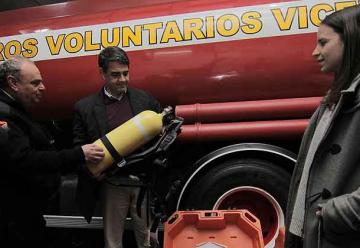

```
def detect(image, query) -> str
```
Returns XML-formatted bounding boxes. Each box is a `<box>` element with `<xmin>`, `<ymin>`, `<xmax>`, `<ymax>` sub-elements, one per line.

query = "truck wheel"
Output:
<box><xmin>180</xmin><ymin>158</ymin><xmax>291</xmax><ymax>248</ymax></box>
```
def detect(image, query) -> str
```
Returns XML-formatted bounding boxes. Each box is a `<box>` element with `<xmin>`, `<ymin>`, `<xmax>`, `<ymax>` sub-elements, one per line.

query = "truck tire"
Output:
<box><xmin>180</xmin><ymin>158</ymin><xmax>291</xmax><ymax>247</ymax></box>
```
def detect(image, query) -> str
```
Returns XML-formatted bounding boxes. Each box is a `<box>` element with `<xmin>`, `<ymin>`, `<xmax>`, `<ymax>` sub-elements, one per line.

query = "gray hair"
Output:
<box><xmin>0</xmin><ymin>56</ymin><xmax>33</xmax><ymax>88</ymax></box>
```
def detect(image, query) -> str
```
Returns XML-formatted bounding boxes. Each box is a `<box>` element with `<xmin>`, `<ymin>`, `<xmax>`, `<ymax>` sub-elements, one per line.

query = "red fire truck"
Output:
<box><xmin>1</xmin><ymin>0</ymin><xmax>356</xmax><ymax>247</ymax></box>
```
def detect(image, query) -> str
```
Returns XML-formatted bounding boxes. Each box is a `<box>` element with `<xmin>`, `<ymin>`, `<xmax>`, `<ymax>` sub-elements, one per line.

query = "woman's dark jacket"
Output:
<box><xmin>285</xmin><ymin>74</ymin><xmax>360</xmax><ymax>248</ymax></box>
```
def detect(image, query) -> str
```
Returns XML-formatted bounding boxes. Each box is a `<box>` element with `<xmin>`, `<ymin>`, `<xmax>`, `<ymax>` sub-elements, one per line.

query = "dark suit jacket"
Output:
<box><xmin>73</xmin><ymin>87</ymin><xmax>162</xmax><ymax>222</ymax></box>
<box><xmin>0</xmin><ymin>90</ymin><xmax>84</xmax><ymax>225</ymax></box>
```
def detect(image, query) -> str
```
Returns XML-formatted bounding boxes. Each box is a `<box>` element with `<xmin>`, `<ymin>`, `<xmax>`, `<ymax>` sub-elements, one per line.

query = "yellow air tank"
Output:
<box><xmin>86</xmin><ymin>110</ymin><xmax>163</xmax><ymax>176</ymax></box>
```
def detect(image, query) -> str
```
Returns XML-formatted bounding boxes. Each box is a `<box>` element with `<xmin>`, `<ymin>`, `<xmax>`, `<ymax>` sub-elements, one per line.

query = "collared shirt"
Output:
<box><xmin>103</xmin><ymin>86</ymin><xmax>127</xmax><ymax>102</ymax></box>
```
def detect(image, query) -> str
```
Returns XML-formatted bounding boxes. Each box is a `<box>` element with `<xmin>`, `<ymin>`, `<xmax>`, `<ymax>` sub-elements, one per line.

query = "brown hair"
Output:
<box><xmin>321</xmin><ymin>5</ymin><xmax>360</xmax><ymax>105</ymax></box>
<box><xmin>98</xmin><ymin>46</ymin><xmax>129</xmax><ymax>73</ymax></box>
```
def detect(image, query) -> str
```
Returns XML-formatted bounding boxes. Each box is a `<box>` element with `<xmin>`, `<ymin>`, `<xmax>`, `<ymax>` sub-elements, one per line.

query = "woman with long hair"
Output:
<box><xmin>285</xmin><ymin>5</ymin><xmax>360</xmax><ymax>248</ymax></box>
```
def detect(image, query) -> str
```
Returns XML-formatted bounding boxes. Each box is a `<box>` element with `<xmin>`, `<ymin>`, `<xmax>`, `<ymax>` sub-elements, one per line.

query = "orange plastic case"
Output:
<box><xmin>163</xmin><ymin>210</ymin><xmax>264</xmax><ymax>248</ymax></box>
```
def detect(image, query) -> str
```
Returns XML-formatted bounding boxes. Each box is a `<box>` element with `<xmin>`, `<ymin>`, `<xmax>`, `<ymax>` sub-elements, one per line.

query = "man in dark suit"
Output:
<box><xmin>0</xmin><ymin>56</ymin><xmax>104</xmax><ymax>248</ymax></box>
<box><xmin>73</xmin><ymin>46</ymin><xmax>162</xmax><ymax>248</ymax></box>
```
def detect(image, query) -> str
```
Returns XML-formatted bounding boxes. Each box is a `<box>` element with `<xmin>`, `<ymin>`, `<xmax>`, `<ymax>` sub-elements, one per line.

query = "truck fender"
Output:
<box><xmin>176</xmin><ymin>142</ymin><xmax>296</xmax><ymax>210</ymax></box>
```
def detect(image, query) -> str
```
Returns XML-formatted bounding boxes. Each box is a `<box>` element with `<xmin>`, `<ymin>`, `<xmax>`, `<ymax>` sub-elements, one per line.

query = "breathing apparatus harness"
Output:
<box><xmin>101</xmin><ymin>106</ymin><xmax>183</xmax><ymax>242</ymax></box>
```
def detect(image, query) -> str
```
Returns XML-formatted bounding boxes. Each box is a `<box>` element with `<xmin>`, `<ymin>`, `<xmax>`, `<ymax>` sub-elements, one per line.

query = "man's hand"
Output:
<box><xmin>81</xmin><ymin>143</ymin><xmax>105</xmax><ymax>164</ymax></box>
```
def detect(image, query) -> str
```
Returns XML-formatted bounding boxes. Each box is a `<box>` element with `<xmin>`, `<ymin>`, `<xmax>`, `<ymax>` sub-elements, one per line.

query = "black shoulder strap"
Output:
<box><xmin>100</xmin><ymin>135</ymin><xmax>125</xmax><ymax>165</ymax></box>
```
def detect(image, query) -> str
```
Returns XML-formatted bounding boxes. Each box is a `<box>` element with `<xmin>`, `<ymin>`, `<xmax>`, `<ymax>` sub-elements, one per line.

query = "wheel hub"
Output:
<box><xmin>213</xmin><ymin>186</ymin><xmax>284</xmax><ymax>248</ymax></box>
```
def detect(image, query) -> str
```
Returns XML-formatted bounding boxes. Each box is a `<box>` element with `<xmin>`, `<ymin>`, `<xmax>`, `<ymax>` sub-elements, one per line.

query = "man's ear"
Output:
<box><xmin>7</xmin><ymin>76</ymin><xmax>19</xmax><ymax>92</ymax></box>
